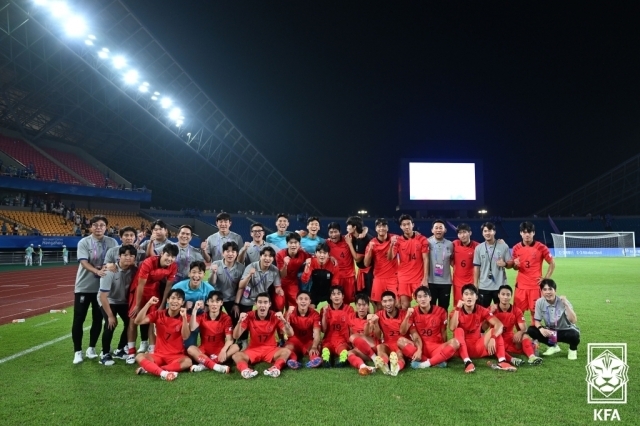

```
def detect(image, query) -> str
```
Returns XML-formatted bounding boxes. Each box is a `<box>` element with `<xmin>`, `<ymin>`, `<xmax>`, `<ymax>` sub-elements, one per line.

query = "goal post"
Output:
<box><xmin>551</xmin><ymin>232</ymin><xmax>636</xmax><ymax>258</ymax></box>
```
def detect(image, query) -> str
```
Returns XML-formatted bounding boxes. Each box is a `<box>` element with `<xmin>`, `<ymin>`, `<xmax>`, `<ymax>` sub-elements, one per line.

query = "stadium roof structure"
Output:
<box><xmin>536</xmin><ymin>153</ymin><xmax>640</xmax><ymax>216</ymax></box>
<box><xmin>0</xmin><ymin>0</ymin><xmax>322</xmax><ymax>214</ymax></box>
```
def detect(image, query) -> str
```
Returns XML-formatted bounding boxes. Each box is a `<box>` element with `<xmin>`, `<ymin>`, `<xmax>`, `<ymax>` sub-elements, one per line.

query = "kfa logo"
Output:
<box><xmin>593</xmin><ymin>409</ymin><xmax>620</xmax><ymax>421</ymax></box>
<box><xmin>586</xmin><ymin>343</ymin><xmax>628</xmax><ymax>404</ymax></box>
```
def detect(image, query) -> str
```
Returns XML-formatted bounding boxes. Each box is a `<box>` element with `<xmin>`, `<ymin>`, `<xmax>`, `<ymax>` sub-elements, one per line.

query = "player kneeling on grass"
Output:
<box><xmin>134</xmin><ymin>290</ymin><xmax>192</xmax><ymax>381</ymax></box>
<box><xmin>187</xmin><ymin>292</ymin><xmax>238</xmax><ymax>374</ymax></box>
<box><xmin>366</xmin><ymin>291</ymin><xmax>420</xmax><ymax>376</ymax></box>
<box><xmin>526</xmin><ymin>279</ymin><xmax>580</xmax><ymax>360</ymax></box>
<box><xmin>320</xmin><ymin>286</ymin><xmax>355</xmax><ymax>367</ymax></box>
<box><xmin>449</xmin><ymin>284</ymin><xmax>516</xmax><ymax>373</ymax></box>
<box><xmin>231</xmin><ymin>293</ymin><xmax>294</xmax><ymax>379</ymax></box>
<box><xmin>346</xmin><ymin>293</ymin><xmax>377</xmax><ymax>376</ymax></box>
<box><xmin>284</xmin><ymin>291</ymin><xmax>322</xmax><ymax>369</ymax></box>
<box><xmin>399</xmin><ymin>286</ymin><xmax>458</xmax><ymax>369</ymax></box>
<box><xmin>98</xmin><ymin>245</ymin><xmax>138</xmax><ymax>366</ymax></box>
<box><xmin>490</xmin><ymin>285</ymin><xmax>543</xmax><ymax>366</ymax></box>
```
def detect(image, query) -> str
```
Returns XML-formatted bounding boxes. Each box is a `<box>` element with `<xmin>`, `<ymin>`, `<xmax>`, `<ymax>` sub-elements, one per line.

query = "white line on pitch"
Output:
<box><xmin>1</xmin><ymin>285</ymin><xmax>29</xmax><ymax>287</ymax></box>
<box><xmin>33</xmin><ymin>319</ymin><xmax>59</xmax><ymax>327</ymax></box>
<box><xmin>0</xmin><ymin>326</ymin><xmax>89</xmax><ymax>365</ymax></box>
<box><xmin>56</xmin><ymin>285</ymin><xmax>74</xmax><ymax>287</ymax></box>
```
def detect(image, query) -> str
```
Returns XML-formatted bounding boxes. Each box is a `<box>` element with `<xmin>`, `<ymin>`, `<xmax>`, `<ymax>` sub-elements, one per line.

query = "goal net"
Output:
<box><xmin>551</xmin><ymin>232</ymin><xmax>636</xmax><ymax>257</ymax></box>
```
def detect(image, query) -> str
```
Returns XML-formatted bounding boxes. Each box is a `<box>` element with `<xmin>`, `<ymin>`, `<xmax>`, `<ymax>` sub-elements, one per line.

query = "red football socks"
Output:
<box><xmin>139</xmin><ymin>359</ymin><xmax>163</xmax><ymax>376</ymax></box>
<box><xmin>273</xmin><ymin>359</ymin><xmax>286</xmax><ymax>370</ymax></box>
<box><xmin>198</xmin><ymin>355</ymin><xmax>215</xmax><ymax>370</ymax></box>
<box><xmin>522</xmin><ymin>338</ymin><xmax>535</xmax><ymax>357</ymax></box>
<box><xmin>454</xmin><ymin>328</ymin><xmax>469</xmax><ymax>360</ymax></box>
<box><xmin>347</xmin><ymin>353</ymin><xmax>363</xmax><ymax>369</ymax></box>
<box><xmin>352</xmin><ymin>337</ymin><xmax>375</xmax><ymax>358</ymax></box>
<box><xmin>401</xmin><ymin>343</ymin><xmax>417</xmax><ymax>359</ymax></box>
<box><xmin>429</xmin><ymin>344</ymin><xmax>457</xmax><ymax>365</ymax></box>
<box><xmin>236</xmin><ymin>361</ymin><xmax>249</xmax><ymax>372</ymax></box>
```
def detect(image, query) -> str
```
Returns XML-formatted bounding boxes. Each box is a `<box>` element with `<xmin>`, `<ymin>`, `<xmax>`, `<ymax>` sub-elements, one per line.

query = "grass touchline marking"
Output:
<box><xmin>0</xmin><ymin>326</ymin><xmax>89</xmax><ymax>365</ymax></box>
<box><xmin>33</xmin><ymin>318</ymin><xmax>59</xmax><ymax>327</ymax></box>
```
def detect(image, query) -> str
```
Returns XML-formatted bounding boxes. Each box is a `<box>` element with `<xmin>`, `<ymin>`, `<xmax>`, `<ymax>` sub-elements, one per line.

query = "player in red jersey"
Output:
<box><xmin>326</xmin><ymin>222</ymin><xmax>357</xmax><ymax>304</ymax></box>
<box><xmin>449</xmin><ymin>284</ymin><xmax>517</xmax><ymax>373</ymax></box>
<box><xmin>364</xmin><ymin>218</ymin><xmax>398</xmax><ymax>308</ymax></box>
<box><xmin>320</xmin><ymin>286</ymin><xmax>355</xmax><ymax>367</ymax></box>
<box><xmin>133</xmin><ymin>290</ymin><xmax>191</xmax><ymax>381</ymax></box>
<box><xmin>231</xmin><ymin>292</ymin><xmax>294</xmax><ymax>379</ymax></box>
<box><xmin>346</xmin><ymin>293</ymin><xmax>376</xmax><ymax>376</ymax></box>
<box><xmin>284</xmin><ymin>291</ymin><xmax>322</xmax><ymax>369</ymax></box>
<box><xmin>452</xmin><ymin>223</ymin><xmax>480</xmax><ymax>307</ymax></box>
<box><xmin>365</xmin><ymin>291</ymin><xmax>420</xmax><ymax>376</ymax></box>
<box><xmin>300</xmin><ymin>243</ymin><xmax>339</xmax><ymax>307</ymax></box>
<box><xmin>276</xmin><ymin>232</ymin><xmax>311</xmax><ymax>309</ymax></box>
<box><xmin>512</xmin><ymin>221</ymin><xmax>555</xmax><ymax>319</ymax></box>
<box><xmin>126</xmin><ymin>244</ymin><xmax>179</xmax><ymax>362</ymax></box>
<box><xmin>391</xmin><ymin>214</ymin><xmax>429</xmax><ymax>309</ymax></box>
<box><xmin>491</xmin><ymin>285</ymin><xmax>543</xmax><ymax>366</ymax></box>
<box><xmin>399</xmin><ymin>286</ymin><xmax>459</xmax><ymax>369</ymax></box>
<box><xmin>187</xmin><ymin>291</ymin><xmax>238</xmax><ymax>374</ymax></box>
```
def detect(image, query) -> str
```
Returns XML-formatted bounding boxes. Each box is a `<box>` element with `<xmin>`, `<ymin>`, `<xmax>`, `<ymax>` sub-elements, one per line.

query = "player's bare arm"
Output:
<box><xmin>399</xmin><ymin>307</ymin><xmax>414</xmax><ymax>335</ymax></box>
<box><xmin>560</xmin><ymin>296</ymin><xmax>577</xmax><ymax>323</ymax></box>
<box><xmin>232</xmin><ymin>312</ymin><xmax>248</xmax><ymax>340</ymax></box>
<box><xmin>134</xmin><ymin>296</ymin><xmax>158</xmax><ymax>325</ymax></box>
<box><xmin>190</xmin><ymin>300</ymin><xmax>204</xmax><ymax>331</ymax></box>
<box><xmin>180</xmin><ymin>308</ymin><xmax>190</xmax><ymax>340</ymax></box>
<box><xmin>275</xmin><ymin>311</ymin><xmax>294</xmax><ymax>337</ymax></box>
<box><xmin>100</xmin><ymin>291</ymin><xmax>117</xmax><ymax>330</ymax></box>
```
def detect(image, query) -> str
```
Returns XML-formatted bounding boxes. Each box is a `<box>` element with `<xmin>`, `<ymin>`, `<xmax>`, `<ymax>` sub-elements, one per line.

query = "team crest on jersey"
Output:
<box><xmin>175</xmin><ymin>325</ymin><xmax>181</xmax><ymax>332</ymax></box>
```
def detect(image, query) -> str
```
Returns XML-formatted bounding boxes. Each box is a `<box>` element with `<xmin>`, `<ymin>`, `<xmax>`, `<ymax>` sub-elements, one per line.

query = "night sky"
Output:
<box><xmin>128</xmin><ymin>1</ymin><xmax>640</xmax><ymax>217</ymax></box>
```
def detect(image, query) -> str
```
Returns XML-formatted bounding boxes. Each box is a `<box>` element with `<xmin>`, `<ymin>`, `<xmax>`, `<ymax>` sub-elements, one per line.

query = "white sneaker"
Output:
<box><xmin>190</xmin><ymin>364</ymin><xmax>206</xmax><ymax>372</ymax></box>
<box><xmin>263</xmin><ymin>366</ymin><xmax>281</xmax><ymax>378</ymax></box>
<box><xmin>73</xmin><ymin>351</ymin><xmax>83</xmax><ymax>364</ymax></box>
<box><xmin>125</xmin><ymin>354</ymin><xmax>136</xmax><ymax>365</ymax></box>
<box><xmin>137</xmin><ymin>341</ymin><xmax>149</xmax><ymax>353</ymax></box>
<box><xmin>85</xmin><ymin>347</ymin><xmax>98</xmax><ymax>359</ymax></box>
<box><xmin>389</xmin><ymin>352</ymin><xmax>400</xmax><ymax>377</ymax></box>
<box><xmin>542</xmin><ymin>345</ymin><xmax>562</xmax><ymax>356</ymax></box>
<box><xmin>568</xmin><ymin>349</ymin><xmax>578</xmax><ymax>360</ymax></box>
<box><xmin>213</xmin><ymin>364</ymin><xmax>230</xmax><ymax>374</ymax></box>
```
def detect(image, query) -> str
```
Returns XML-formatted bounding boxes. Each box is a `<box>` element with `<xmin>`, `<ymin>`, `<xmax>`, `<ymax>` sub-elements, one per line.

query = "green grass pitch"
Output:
<box><xmin>0</xmin><ymin>258</ymin><xmax>638</xmax><ymax>425</ymax></box>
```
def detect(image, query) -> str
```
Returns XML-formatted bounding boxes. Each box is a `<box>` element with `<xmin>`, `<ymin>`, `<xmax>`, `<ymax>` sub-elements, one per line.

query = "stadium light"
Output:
<box><xmin>478</xmin><ymin>209</ymin><xmax>487</xmax><ymax>218</ymax></box>
<box><xmin>153</xmin><ymin>91</ymin><xmax>160</xmax><ymax>96</ymax></box>
<box><xmin>138</xmin><ymin>85</ymin><xmax>148</xmax><ymax>92</ymax></box>
<box><xmin>123</xmin><ymin>70</ymin><xmax>139</xmax><ymax>84</ymax></box>
<box><xmin>160</xmin><ymin>97</ymin><xmax>172</xmax><ymax>108</ymax></box>
<box><xmin>150</xmin><ymin>96</ymin><xmax>158</xmax><ymax>100</ymax></box>
<box><xmin>98</xmin><ymin>50</ymin><xmax>108</xmax><ymax>59</ymax></box>
<box><xmin>50</xmin><ymin>2</ymin><xmax>69</xmax><ymax>17</ymax></box>
<box><xmin>34</xmin><ymin>0</ymin><xmax>49</xmax><ymax>6</ymax></box>
<box><xmin>358</xmin><ymin>210</ymin><xmax>367</xmax><ymax>215</ymax></box>
<box><xmin>112</xmin><ymin>55</ymin><xmax>126</xmax><ymax>69</ymax></box>
<box><xmin>88</xmin><ymin>34</ymin><xmax>96</xmax><ymax>40</ymax></box>
<box><xmin>84</xmin><ymin>39</ymin><xmax>93</xmax><ymax>46</ymax></box>
<box><xmin>64</xmin><ymin>15</ymin><xmax>87</xmax><ymax>37</ymax></box>
<box><xmin>169</xmin><ymin>108</ymin><xmax>181</xmax><ymax>120</ymax></box>
<box><xmin>176</xmin><ymin>120</ymin><xmax>183</xmax><ymax>127</ymax></box>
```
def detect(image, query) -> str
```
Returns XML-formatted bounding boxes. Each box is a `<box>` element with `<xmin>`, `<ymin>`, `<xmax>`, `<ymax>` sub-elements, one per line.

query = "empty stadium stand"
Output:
<box><xmin>77</xmin><ymin>209</ymin><xmax>150</xmax><ymax>231</ymax></box>
<box><xmin>0</xmin><ymin>210</ymin><xmax>74</xmax><ymax>235</ymax></box>
<box><xmin>0</xmin><ymin>136</ymin><xmax>79</xmax><ymax>184</ymax></box>
<box><xmin>43</xmin><ymin>148</ymin><xmax>106</xmax><ymax>187</ymax></box>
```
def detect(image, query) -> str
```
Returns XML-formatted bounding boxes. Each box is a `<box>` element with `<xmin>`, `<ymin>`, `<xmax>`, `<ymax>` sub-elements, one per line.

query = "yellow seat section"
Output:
<box><xmin>77</xmin><ymin>209</ymin><xmax>150</xmax><ymax>231</ymax></box>
<box><xmin>0</xmin><ymin>210</ymin><xmax>75</xmax><ymax>235</ymax></box>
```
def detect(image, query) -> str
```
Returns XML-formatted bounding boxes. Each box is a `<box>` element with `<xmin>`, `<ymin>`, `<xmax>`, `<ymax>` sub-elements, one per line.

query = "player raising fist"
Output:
<box><xmin>133</xmin><ymin>290</ymin><xmax>192</xmax><ymax>381</ymax></box>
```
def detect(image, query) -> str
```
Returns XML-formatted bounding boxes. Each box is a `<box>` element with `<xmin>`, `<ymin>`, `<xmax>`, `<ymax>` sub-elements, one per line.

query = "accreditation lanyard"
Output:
<box><xmin>223</xmin><ymin>265</ymin><xmax>235</xmax><ymax>283</ymax></box>
<box><xmin>179</xmin><ymin>246</ymin><xmax>191</xmax><ymax>272</ymax></box>
<box><xmin>484</xmin><ymin>242</ymin><xmax>497</xmax><ymax>271</ymax></box>
<box><xmin>92</xmin><ymin>239</ymin><xmax>107</xmax><ymax>265</ymax></box>
<box><xmin>546</xmin><ymin>298</ymin><xmax>560</xmax><ymax>328</ymax></box>
<box><xmin>252</xmin><ymin>270</ymin><xmax>269</xmax><ymax>290</ymax></box>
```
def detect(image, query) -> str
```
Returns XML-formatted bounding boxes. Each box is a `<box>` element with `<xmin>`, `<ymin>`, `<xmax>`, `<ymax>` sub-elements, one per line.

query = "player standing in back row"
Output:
<box><xmin>451</xmin><ymin>224</ymin><xmax>479</xmax><ymax>307</ymax></box>
<box><xmin>473</xmin><ymin>222</ymin><xmax>513</xmax><ymax>308</ymax></box>
<box><xmin>427</xmin><ymin>220</ymin><xmax>454</xmax><ymax>310</ymax></box>
<box><xmin>364</xmin><ymin>218</ymin><xmax>398</xmax><ymax>309</ymax></box>
<box><xmin>511</xmin><ymin>221</ymin><xmax>555</xmax><ymax>320</ymax></box>
<box><xmin>72</xmin><ymin>215</ymin><xmax>118</xmax><ymax>364</ymax></box>
<box><xmin>392</xmin><ymin>214</ymin><xmax>429</xmax><ymax>310</ymax></box>
<box><xmin>204</xmin><ymin>213</ymin><xmax>243</xmax><ymax>262</ymax></box>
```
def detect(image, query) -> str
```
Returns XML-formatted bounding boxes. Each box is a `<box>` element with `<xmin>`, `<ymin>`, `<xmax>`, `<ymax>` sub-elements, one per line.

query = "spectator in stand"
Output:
<box><xmin>13</xmin><ymin>223</ymin><xmax>19</xmax><ymax>235</ymax></box>
<box><xmin>1</xmin><ymin>222</ymin><xmax>6</xmax><ymax>235</ymax></box>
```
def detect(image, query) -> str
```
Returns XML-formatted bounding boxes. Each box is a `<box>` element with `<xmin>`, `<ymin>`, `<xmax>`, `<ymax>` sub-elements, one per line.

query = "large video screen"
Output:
<box><xmin>409</xmin><ymin>162</ymin><xmax>476</xmax><ymax>201</ymax></box>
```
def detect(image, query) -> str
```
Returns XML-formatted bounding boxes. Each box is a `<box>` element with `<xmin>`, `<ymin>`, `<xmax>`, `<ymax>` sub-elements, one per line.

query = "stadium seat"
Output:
<box><xmin>43</xmin><ymin>148</ymin><xmax>106</xmax><ymax>187</ymax></box>
<box><xmin>0</xmin><ymin>136</ymin><xmax>79</xmax><ymax>184</ymax></box>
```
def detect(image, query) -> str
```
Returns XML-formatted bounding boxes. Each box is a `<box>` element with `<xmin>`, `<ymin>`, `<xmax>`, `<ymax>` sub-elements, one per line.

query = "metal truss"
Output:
<box><xmin>536</xmin><ymin>154</ymin><xmax>640</xmax><ymax>216</ymax></box>
<box><xmin>0</xmin><ymin>0</ymin><xmax>322</xmax><ymax>214</ymax></box>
